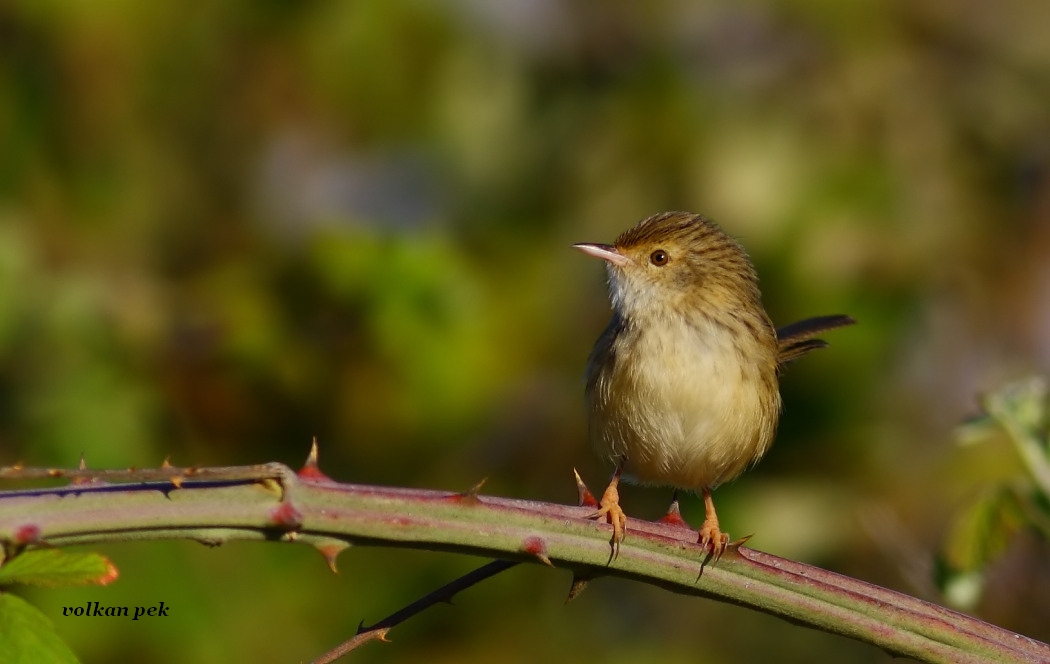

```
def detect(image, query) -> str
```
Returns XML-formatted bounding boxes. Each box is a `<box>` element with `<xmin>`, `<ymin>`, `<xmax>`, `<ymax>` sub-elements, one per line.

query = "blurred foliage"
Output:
<box><xmin>1</xmin><ymin>0</ymin><xmax>1049</xmax><ymax>661</ymax></box>
<box><xmin>939</xmin><ymin>378</ymin><xmax>1050</xmax><ymax>619</ymax></box>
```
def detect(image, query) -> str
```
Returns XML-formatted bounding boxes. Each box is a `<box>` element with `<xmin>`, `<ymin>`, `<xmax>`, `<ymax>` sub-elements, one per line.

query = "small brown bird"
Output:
<box><xmin>574</xmin><ymin>211</ymin><xmax>853</xmax><ymax>558</ymax></box>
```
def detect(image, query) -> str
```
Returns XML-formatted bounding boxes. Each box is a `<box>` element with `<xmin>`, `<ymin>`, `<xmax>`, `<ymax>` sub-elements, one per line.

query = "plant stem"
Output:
<box><xmin>1</xmin><ymin>462</ymin><xmax>1047</xmax><ymax>663</ymax></box>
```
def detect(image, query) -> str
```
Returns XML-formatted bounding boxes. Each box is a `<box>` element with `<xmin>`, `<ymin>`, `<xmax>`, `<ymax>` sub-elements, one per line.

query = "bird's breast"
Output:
<box><xmin>587</xmin><ymin>314</ymin><xmax>780</xmax><ymax>490</ymax></box>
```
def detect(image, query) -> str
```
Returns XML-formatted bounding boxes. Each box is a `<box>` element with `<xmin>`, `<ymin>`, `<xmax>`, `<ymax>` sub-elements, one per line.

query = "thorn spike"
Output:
<box><xmin>450</xmin><ymin>478</ymin><xmax>487</xmax><ymax>504</ymax></box>
<box><xmin>315</xmin><ymin>541</ymin><xmax>350</xmax><ymax>573</ymax></box>
<box><xmin>730</xmin><ymin>534</ymin><xmax>753</xmax><ymax>548</ymax></box>
<box><xmin>465</xmin><ymin>477</ymin><xmax>487</xmax><ymax>497</ymax></box>
<box><xmin>565</xmin><ymin>574</ymin><xmax>592</xmax><ymax>603</ymax></box>
<box><xmin>71</xmin><ymin>456</ymin><xmax>94</xmax><ymax>483</ymax></box>
<box><xmin>573</xmin><ymin>468</ymin><xmax>597</xmax><ymax>507</ymax></box>
<box><xmin>658</xmin><ymin>490</ymin><xmax>689</xmax><ymax>528</ymax></box>
<box><xmin>298</xmin><ymin>437</ymin><xmax>333</xmax><ymax>482</ymax></box>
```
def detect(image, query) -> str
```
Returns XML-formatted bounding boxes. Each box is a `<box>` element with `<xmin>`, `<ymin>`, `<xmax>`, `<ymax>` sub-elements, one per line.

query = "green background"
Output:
<box><xmin>2</xmin><ymin>1</ymin><xmax>1049</xmax><ymax>661</ymax></box>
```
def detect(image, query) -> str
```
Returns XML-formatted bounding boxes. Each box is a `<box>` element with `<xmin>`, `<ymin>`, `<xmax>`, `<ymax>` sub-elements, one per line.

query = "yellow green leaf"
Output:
<box><xmin>0</xmin><ymin>593</ymin><xmax>80</xmax><ymax>664</ymax></box>
<box><xmin>0</xmin><ymin>550</ymin><xmax>118</xmax><ymax>589</ymax></box>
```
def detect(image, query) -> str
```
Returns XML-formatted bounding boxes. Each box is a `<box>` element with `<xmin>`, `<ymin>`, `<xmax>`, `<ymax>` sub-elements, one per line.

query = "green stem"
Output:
<box><xmin>1</xmin><ymin>462</ymin><xmax>1047</xmax><ymax>663</ymax></box>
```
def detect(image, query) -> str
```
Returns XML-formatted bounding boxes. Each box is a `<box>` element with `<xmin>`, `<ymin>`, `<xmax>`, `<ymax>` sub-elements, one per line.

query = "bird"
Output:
<box><xmin>574</xmin><ymin>211</ymin><xmax>853</xmax><ymax>559</ymax></box>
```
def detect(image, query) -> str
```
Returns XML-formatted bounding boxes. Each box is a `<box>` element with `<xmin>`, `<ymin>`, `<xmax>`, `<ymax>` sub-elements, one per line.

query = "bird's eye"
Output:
<box><xmin>650</xmin><ymin>249</ymin><xmax>669</xmax><ymax>266</ymax></box>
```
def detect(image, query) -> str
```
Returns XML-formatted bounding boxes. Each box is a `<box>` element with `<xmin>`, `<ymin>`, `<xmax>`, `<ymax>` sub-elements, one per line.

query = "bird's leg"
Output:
<box><xmin>697</xmin><ymin>487</ymin><xmax>729</xmax><ymax>561</ymax></box>
<box><xmin>589</xmin><ymin>459</ymin><xmax>627</xmax><ymax>557</ymax></box>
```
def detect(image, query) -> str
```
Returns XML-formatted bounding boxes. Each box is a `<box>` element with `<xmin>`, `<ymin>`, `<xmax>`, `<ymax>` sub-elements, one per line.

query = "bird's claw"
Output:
<box><xmin>589</xmin><ymin>478</ymin><xmax>626</xmax><ymax>559</ymax></box>
<box><xmin>698</xmin><ymin>521</ymin><xmax>729</xmax><ymax>563</ymax></box>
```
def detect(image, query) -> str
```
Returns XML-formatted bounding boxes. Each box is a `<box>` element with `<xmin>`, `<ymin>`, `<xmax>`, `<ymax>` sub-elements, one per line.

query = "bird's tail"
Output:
<box><xmin>776</xmin><ymin>314</ymin><xmax>855</xmax><ymax>365</ymax></box>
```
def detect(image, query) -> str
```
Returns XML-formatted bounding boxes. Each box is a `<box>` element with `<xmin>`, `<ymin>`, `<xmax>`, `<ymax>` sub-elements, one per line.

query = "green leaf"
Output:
<box><xmin>0</xmin><ymin>550</ymin><xmax>118</xmax><ymax>589</ymax></box>
<box><xmin>984</xmin><ymin>376</ymin><xmax>1050</xmax><ymax>500</ymax></box>
<box><xmin>942</xmin><ymin>487</ymin><xmax>1025</xmax><ymax>575</ymax></box>
<box><xmin>938</xmin><ymin>487</ymin><xmax>1028</xmax><ymax>610</ymax></box>
<box><xmin>985</xmin><ymin>376</ymin><xmax>1050</xmax><ymax>444</ymax></box>
<box><xmin>0</xmin><ymin>592</ymin><xmax>80</xmax><ymax>664</ymax></box>
<box><xmin>953</xmin><ymin>413</ymin><xmax>1002</xmax><ymax>447</ymax></box>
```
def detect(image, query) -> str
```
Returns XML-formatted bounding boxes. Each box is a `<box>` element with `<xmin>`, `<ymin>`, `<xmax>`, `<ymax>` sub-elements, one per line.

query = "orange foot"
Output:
<box><xmin>698</xmin><ymin>488</ymin><xmax>729</xmax><ymax>563</ymax></box>
<box><xmin>590</xmin><ymin>464</ymin><xmax>627</xmax><ymax>558</ymax></box>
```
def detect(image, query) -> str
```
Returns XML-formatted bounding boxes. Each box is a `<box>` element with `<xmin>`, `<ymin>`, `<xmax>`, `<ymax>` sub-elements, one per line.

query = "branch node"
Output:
<box><xmin>521</xmin><ymin>536</ymin><xmax>554</xmax><ymax>567</ymax></box>
<box><xmin>15</xmin><ymin>524</ymin><xmax>42</xmax><ymax>546</ymax></box>
<box><xmin>268</xmin><ymin>501</ymin><xmax>303</xmax><ymax>531</ymax></box>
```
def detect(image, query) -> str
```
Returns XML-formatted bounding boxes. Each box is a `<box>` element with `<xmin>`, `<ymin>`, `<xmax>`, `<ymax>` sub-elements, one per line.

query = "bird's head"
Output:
<box><xmin>574</xmin><ymin>212</ymin><xmax>764</xmax><ymax>325</ymax></box>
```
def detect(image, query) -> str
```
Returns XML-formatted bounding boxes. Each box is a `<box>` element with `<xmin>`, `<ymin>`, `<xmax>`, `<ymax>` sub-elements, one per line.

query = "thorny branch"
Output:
<box><xmin>0</xmin><ymin>446</ymin><xmax>1048</xmax><ymax>664</ymax></box>
<box><xmin>314</xmin><ymin>560</ymin><xmax>519</xmax><ymax>663</ymax></box>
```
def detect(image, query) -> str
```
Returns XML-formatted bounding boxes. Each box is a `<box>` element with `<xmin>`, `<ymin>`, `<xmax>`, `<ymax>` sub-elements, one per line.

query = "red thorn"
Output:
<box><xmin>522</xmin><ymin>536</ymin><xmax>554</xmax><ymax>567</ymax></box>
<box><xmin>269</xmin><ymin>502</ymin><xmax>303</xmax><ymax>530</ymax></box>
<box><xmin>298</xmin><ymin>437</ymin><xmax>332</xmax><ymax>482</ymax></box>
<box><xmin>15</xmin><ymin>524</ymin><xmax>41</xmax><ymax>545</ymax></box>
<box><xmin>573</xmin><ymin>469</ymin><xmax>598</xmax><ymax>508</ymax></box>
<box><xmin>658</xmin><ymin>493</ymin><xmax>689</xmax><ymax>528</ymax></box>
<box><xmin>170</xmin><ymin>475</ymin><xmax>185</xmax><ymax>489</ymax></box>
<box><xmin>449</xmin><ymin>478</ymin><xmax>487</xmax><ymax>504</ymax></box>
<box><xmin>70</xmin><ymin>454</ymin><xmax>97</xmax><ymax>485</ymax></box>
<box><xmin>316</xmin><ymin>541</ymin><xmax>350</xmax><ymax>573</ymax></box>
<box><xmin>465</xmin><ymin>477</ymin><xmax>487</xmax><ymax>497</ymax></box>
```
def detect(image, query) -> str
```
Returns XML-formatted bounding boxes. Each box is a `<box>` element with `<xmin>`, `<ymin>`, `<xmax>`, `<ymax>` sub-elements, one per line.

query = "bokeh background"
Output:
<box><xmin>3</xmin><ymin>1</ymin><xmax>1050</xmax><ymax>662</ymax></box>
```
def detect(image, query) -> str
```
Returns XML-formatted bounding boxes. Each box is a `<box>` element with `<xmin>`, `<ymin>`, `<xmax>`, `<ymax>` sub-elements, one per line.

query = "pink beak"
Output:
<box><xmin>572</xmin><ymin>243</ymin><xmax>632</xmax><ymax>267</ymax></box>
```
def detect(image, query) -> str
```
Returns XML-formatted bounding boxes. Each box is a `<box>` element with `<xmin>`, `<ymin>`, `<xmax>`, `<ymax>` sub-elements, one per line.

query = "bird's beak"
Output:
<box><xmin>572</xmin><ymin>243</ymin><xmax>632</xmax><ymax>267</ymax></box>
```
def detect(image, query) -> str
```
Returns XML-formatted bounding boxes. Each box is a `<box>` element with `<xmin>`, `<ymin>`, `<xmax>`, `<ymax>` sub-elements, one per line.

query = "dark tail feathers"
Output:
<box><xmin>776</xmin><ymin>314</ymin><xmax>855</xmax><ymax>365</ymax></box>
